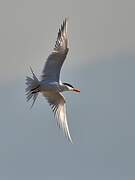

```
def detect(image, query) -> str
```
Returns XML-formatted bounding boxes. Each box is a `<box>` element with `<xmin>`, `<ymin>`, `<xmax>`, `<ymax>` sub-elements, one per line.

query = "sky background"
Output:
<box><xmin>0</xmin><ymin>0</ymin><xmax>135</xmax><ymax>179</ymax></box>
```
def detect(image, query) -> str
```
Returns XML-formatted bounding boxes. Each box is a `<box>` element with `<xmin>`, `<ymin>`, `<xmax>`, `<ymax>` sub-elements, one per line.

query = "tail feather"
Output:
<box><xmin>25</xmin><ymin>67</ymin><xmax>40</xmax><ymax>108</ymax></box>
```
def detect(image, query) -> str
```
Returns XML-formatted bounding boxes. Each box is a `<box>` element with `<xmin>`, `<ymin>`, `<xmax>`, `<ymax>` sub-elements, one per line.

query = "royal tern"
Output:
<box><xmin>25</xmin><ymin>18</ymin><xmax>80</xmax><ymax>143</ymax></box>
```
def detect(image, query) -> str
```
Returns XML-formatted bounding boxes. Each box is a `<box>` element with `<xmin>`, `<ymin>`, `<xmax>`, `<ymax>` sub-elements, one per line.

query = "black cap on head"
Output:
<box><xmin>63</xmin><ymin>83</ymin><xmax>74</xmax><ymax>88</ymax></box>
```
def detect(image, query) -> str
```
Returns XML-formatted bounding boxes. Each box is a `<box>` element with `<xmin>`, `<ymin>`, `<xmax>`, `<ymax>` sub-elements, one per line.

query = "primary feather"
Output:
<box><xmin>43</xmin><ymin>91</ymin><xmax>72</xmax><ymax>143</ymax></box>
<box><xmin>41</xmin><ymin>18</ymin><xmax>69</xmax><ymax>82</ymax></box>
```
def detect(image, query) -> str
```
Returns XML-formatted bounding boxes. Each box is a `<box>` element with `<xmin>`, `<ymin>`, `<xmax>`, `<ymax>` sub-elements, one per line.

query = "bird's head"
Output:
<box><xmin>63</xmin><ymin>83</ymin><xmax>80</xmax><ymax>93</ymax></box>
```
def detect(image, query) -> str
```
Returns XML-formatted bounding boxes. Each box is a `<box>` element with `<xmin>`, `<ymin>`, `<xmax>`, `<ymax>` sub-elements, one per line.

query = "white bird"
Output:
<box><xmin>25</xmin><ymin>18</ymin><xmax>80</xmax><ymax>143</ymax></box>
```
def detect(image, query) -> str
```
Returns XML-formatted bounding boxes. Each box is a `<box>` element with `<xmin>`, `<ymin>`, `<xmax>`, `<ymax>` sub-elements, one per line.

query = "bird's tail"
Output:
<box><xmin>25</xmin><ymin>66</ymin><xmax>40</xmax><ymax>108</ymax></box>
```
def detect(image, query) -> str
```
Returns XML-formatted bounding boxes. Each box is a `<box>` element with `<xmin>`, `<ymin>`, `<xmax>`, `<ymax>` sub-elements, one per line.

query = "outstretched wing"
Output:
<box><xmin>41</xmin><ymin>18</ymin><xmax>69</xmax><ymax>82</ymax></box>
<box><xmin>43</xmin><ymin>91</ymin><xmax>72</xmax><ymax>143</ymax></box>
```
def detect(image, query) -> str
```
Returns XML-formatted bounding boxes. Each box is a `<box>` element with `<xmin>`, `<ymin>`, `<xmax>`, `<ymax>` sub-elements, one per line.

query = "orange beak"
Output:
<box><xmin>73</xmin><ymin>88</ymin><xmax>80</xmax><ymax>93</ymax></box>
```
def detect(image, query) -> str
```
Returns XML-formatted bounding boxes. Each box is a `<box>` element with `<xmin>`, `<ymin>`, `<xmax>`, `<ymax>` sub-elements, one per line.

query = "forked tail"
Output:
<box><xmin>25</xmin><ymin>67</ymin><xmax>40</xmax><ymax>108</ymax></box>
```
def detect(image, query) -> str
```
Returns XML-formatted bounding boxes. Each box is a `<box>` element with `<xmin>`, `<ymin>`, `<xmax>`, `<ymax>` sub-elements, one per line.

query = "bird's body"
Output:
<box><xmin>25</xmin><ymin>18</ymin><xmax>80</xmax><ymax>143</ymax></box>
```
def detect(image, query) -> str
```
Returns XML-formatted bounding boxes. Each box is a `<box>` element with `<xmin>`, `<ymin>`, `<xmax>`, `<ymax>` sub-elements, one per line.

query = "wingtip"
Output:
<box><xmin>69</xmin><ymin>136</ymin><xmax>73</xmax><ymax>144</ymax></box>
<box><xmin>65</xmin><ymin>17</ymin><xmax>69</xmax><ymax>22</ymax></box>
<box><xmin>64</xmin><ymin>17</ymin><xmax>69</xmax><ymax>28</ymax></box>
<box><xmin>66</xmin><ymin>131</ymin><xmax>73</xmax><ymax>144</ymax></box>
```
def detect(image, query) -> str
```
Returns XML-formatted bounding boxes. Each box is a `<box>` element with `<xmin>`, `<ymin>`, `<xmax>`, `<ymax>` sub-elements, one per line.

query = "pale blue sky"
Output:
<box><xmin>0</xmin><ymin>0</ymin><xmax>135</xmax><ymax>179</ymax></box>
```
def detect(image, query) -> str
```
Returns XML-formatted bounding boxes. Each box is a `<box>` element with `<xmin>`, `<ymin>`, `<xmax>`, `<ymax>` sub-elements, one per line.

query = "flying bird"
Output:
<box><xmin>25</xmin><ymin>18</ymin><xmax>80</xmax><ymax>143</ymax></box>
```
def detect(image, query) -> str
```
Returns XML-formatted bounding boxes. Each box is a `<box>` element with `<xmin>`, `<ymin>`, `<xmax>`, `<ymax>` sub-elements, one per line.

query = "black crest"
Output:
<box><xmin>63</xmin><ymin>83</ymin><xmax>74</xmax><ymax>88</ymax></box>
